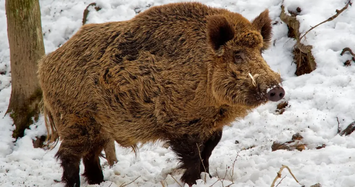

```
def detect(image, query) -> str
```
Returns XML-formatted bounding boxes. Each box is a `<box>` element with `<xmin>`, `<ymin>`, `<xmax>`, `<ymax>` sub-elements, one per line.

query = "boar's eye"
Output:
<box><xmin>234</xmin><ymin>51</ymin><xmax>244</xmax><ymax>64</ymax></box>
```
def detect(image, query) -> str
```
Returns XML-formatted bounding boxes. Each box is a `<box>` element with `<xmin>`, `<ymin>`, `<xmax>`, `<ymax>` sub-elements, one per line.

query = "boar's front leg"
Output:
<box><xmin>169</xmin><ymin>130</ymin><xmax>222</xmax><ymax>186</ymax></box>
<box><xmin>169</xmin><ymin>134</ymin><xmax>202</xmax><ymax>186</ymax></box>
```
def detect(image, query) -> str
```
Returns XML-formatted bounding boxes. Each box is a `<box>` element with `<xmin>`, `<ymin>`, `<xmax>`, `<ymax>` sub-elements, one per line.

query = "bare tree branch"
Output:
<box><xmin>299</xmin><ymin>0</ymin><xmax>352</xmax><ymax>41</ymax></box>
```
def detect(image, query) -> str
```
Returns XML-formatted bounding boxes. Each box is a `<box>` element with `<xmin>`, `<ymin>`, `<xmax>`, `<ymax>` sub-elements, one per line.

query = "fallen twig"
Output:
<box><xmin>170</xmin><ymin>175</ymin><xmax>183</xmax><ymax>187</ymax></box>
<box><xmin>209</xmin><ymin>178</ymin><xmax>220</xmax><ymax>187</ymax></box>
<box><xmin>120</xmin><ymin>176</ymin><xmax>140</xmax><ymax>187</ymax></box>
<box><xmin>275</xmin><ymin>175</ymin><xmax>287</xmax><ymax>187</ymax></box>
<box><xmin>271</xmin><ymin>165</ymin><xmax>302</xmax><ymax>187</ymax></box>
<box><xmin>160</xmin><ymin>180</ymin><xmax>166</xmax><ymax>187</ymax></box>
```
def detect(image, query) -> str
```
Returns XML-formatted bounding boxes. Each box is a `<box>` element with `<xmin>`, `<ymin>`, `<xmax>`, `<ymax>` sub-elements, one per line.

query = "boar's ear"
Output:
<box><xmin>252</xmin><ymin>9</ymin><xmax>272</xmax><ymax>49</ymax></box>
<box><xmin>207</xmin><ymin>15</ymin><xmax>235</xmax><ymax>56</ymax></box>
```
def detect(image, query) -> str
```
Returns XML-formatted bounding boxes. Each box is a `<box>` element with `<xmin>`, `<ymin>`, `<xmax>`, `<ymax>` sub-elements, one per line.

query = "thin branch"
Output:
<box><xmin>209</xmin><ymin>164</ymin><xmax>235</xmax><ymax>187</ymax></box>
<box><xmin>196</xmin><ymin>143</ymin><xmax>208</xmax><ymax>183</ymax></box>
<box><xmin>285</xmin><ymin>165</ymin><xmax>300</xmax><ymax>183</ymax></box>
<box><xmin>223</xmin><ymin>165</ymin><xmax>229</xmax><ymax>179</ymax></box>
<box><xmin>230</xmin><ymin>153</ymin><xmax>240</xmax><ymax>182</ymax></box>
<box><xmin>209</xmin><ymin>179</ymin><xmax>220</xmax><ymax>187</ymax></box>
<box><xmin>160</xmin><ymin>181</ymin><xmax>166</xmax><ymax>187</ymax></box>
<box><xmin>170</xmin><ymin>175</ymin><xmax>183</xmax><ymax>187</ymax></box>
<box><xmin>120</xmin><ymin>176</ymin><xmax>140</xmax><ymax>187</ymax></box>
<box><xmin>275</xmin><ymin>175</ymin><xmax>287</xmax><ymax>187</ymax></box>
<box><xmin>271</xmin><ymin>165</ymin><xmax>301</xmax><ymax>187</ymax></box>
<box><xmin>299</xmin><ymin>0</ymin><xmax>352</xmax><ymax>41</ymax></box>
<box><xmin>219</xmin><ymin>165</ymin><xmax>230</xmax><ymax>187</ymax></box>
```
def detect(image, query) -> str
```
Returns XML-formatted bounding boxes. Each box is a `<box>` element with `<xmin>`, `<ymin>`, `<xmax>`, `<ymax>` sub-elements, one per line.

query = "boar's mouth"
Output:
<box><xmin>245</xmin><ymin>91</ymin><xmax>267</xmax><ymax>106</ymax></box>
<box><xmin>246</xmin><ymin>73</ymin><xmax>285</xmax><ymax>105</ymax></box>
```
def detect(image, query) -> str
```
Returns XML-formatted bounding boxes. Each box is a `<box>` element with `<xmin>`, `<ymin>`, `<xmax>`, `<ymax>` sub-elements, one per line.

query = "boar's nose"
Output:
<box><xmin>267</xmin><ymin>86</ymin><xmax>285</xmax><ymax>102</ymax></box>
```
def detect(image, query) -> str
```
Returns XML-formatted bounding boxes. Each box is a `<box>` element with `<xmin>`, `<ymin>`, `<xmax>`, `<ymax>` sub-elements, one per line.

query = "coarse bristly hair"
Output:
<box><xmin>38</xmin><ymin>2</ymin><xmax>283</xmax><ymax>187</ymax></box>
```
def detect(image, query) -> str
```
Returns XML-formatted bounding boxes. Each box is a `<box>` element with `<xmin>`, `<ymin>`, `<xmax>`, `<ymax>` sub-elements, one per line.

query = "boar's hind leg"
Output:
<box><xmin>55</xmin><ymin>116</ymin><xmax>105</xmax><ymax>187</ymax></box>
<box><xmin>200</xmin><ymin>130</ymin><xmax>222</xmax><ymax>176</ymax></box>
<box><xmin>83</xmin><ymin>143</ymin><xmax>105</xmax><ymax>184</ymax></box>
<box><xmin>56</xmin><ymin>139</ymin><xmax>82</xmax><ymax>187</ymax></box>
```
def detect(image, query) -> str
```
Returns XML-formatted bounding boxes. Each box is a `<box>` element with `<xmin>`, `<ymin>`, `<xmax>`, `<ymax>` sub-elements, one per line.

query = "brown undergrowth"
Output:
<box><xmin>280</xmin><ymin>1</ymin><xmax>352</xmax><ymax>76</ymax></box>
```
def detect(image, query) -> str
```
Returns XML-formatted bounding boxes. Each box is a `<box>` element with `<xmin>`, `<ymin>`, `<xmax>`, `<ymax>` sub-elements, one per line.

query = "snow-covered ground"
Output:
<box><xmin>1</xmin><ymin>0</ymin><xmax>355</xmax><ymax>186</ymax></box>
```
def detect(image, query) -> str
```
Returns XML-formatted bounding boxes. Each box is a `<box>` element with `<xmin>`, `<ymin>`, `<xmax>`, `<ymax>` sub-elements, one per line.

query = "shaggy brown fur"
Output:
<box><xmin>38</xmin><ymin>2</ymin><xmax>284</xmax><ymax>187</ymax></box>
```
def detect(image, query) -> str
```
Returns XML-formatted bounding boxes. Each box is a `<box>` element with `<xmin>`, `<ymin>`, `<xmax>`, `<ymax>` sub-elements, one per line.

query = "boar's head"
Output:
<box><xmin>207</xmin><ymin>10</ymin><xmax>284</xmax><ymax>107</ymax></box>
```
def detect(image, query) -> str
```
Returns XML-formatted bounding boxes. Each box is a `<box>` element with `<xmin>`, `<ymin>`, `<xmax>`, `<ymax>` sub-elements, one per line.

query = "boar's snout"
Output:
<box><xmin>266</xmin><ymin>86</ymin><xmax>285</xmax><ymax>102</ymax></box>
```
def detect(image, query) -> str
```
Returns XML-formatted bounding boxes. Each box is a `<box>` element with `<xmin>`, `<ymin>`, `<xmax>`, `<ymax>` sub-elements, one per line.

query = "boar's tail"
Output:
<box><xmin>43</xmin><ymin>104</ymin><xmax>59</xmax><ymax>149</ymax></box>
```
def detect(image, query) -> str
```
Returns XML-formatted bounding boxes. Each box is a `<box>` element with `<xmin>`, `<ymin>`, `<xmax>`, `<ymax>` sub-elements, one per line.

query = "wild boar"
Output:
<box><xmin>38</xmin><ymin>2</ymin><xmax>285</xmax><ymax>187</ymax></box>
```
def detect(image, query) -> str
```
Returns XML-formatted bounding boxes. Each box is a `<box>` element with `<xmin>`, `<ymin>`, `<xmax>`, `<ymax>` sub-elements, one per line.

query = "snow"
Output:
<box><xmin>1</xmin><ymin>0</ymin><xmax>355</xmax><ymax>186</ymax></box>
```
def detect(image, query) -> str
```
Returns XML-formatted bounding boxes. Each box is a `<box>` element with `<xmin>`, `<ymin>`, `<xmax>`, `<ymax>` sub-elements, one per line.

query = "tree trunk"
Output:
<box><xmin>5</xmin><ymin>0</ymin><xmax>45</xmax><ymax>139</ymax></box>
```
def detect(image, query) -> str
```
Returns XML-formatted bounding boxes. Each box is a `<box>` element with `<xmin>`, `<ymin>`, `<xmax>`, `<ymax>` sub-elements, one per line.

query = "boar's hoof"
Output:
<box><xmin>267</xmin><ymin>86</ymin><xmax>285</xmax><ymax>101</ymax></box>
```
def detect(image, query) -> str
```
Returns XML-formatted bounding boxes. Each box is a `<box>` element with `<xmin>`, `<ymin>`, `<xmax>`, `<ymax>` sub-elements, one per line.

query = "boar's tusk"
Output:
<box><xmin>248</xmin><ymin>73</ymin><xmax>257</xmax><ymax>87</ymax></box>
